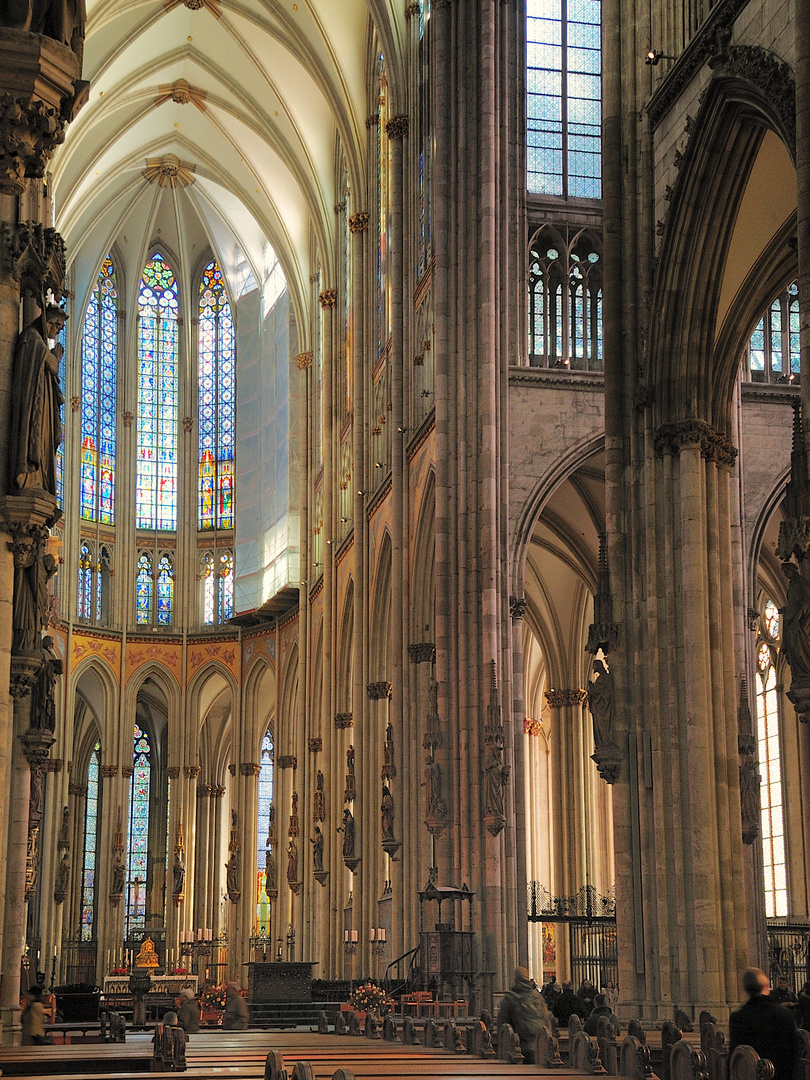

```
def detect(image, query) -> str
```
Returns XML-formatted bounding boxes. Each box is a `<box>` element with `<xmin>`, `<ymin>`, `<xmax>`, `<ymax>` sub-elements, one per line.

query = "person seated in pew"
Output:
<box><xmin>497</xmin><ymin>966</ymin><xmax>551</xmax><ymax>1064</ymax></box>
<box><xmin>584</xmin><ymin>993</ymin><xmax>620</xmax><ymax>1037</ymax></box>
<box><xmin>222</xmin><ymin>981</ymin><xmax>250</xmax><ymax>1030</ymax></box>
<box><xmin>176</xmin><ymin>988</ymin><xmax>200</xmax><ymax>1034</ymax></box>
<box><xmin>552</xmin><ymin>980</ymin><xmax>586</xmax><ymax>1027</ymax></box>
<box><xmin>729</xmin><ymin>968</ymin><xmax>800</xmax><ymax>1080</ymax></box>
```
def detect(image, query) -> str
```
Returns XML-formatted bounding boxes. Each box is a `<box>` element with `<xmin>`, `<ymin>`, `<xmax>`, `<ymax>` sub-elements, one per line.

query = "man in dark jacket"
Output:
<box><xmin>584</xmin><ymin>993</ymin><xmax>620</xmax><ymax>1037</ymax></box>
<box><xmin>497</xmin><ymin>967</ymin><xmax>551</xmax><ymax>1064</ymax></box>
<box><xmin>729</xmin><ymin>968</ymin><xmax>799</xmax><ymax>1080</ymax></box>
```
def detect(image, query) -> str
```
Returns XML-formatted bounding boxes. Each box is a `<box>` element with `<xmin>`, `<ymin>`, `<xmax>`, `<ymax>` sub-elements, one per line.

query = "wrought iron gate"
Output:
<box><xmin>528</xmin><ymin>883</ymin><xmax>617</xmax><ymax>989</ymax></box>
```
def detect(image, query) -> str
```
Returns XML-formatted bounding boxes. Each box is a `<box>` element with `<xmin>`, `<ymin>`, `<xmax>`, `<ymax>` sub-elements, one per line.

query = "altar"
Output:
<box><xmin>103</xmin><ymin>974</ymin><xmax>198</xmax><ymax>996</ymax></box>
<box><xmin>246</xmin><ymin>961</ymin><xmax>317</xmax><ymax>1003</ymax></box>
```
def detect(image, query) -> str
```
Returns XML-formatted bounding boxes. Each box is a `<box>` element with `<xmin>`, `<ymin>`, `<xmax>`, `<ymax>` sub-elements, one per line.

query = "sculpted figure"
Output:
<box><xmin>1</xmin><ymin>1</ymin><xmax>86</xmax><ymax>57</ymax></box>
<box><xmin>310</xmin><ymin>826</ymin><xmax>324</xmax><ymax>872</ymax></box>
<box><xmin>587</xmin><ymin>659</ymin><xmax>616</xmax><ymax>748</ymax></box>
<box><xmin>381</xmin><ymin>784</ymin><xmax>395</xmax><ymax>841</ymax></box>
<box><xmin>55</xmin><ymin>851</ymin><xmax>69</xmax><ymax>900</ymax></box>
<box><xmin>111</xmin><ymin>857</ymin><xmax>125</xmax><ymax>896</ymax></box>
<box><xmin>739</xmin><ymin>757</ymin><xmax>761</xmax><ymax>825</ymax></box>
<box><xmin>424</xmin><ymin>753</ymin><xmax>443</xmax><ymax>817</ymax></box>
<box><xmin>286</xmin><ymin>838</ymin><xmax>298</xmax><ymax>883</ymax></box>
<box><xmin>383</xmin><ymin>723</ymin><xmax>396</xmax><ymax>776</ymax></box>
<box><xmin>172</xmin><ymin>854</ymin><xmax>184</xmax><ymax>896</ymax></box>
<box><xmin>10</xmin><ymin>306</ymin><xmax>66</xmax><ymax>496</ymax></box>
<box><xmin>779</xmin><ymin>562</ymin><xmax>810</xmax><ymax>683</ymax></box>
<box><xmin>264</xmin><ymin>847</ymin><xmax>276</xmax><ymax>891</ymax></box>
<box><xmin>30</xmin><ymin>635</ymin><xmax>62</xmax><ymax>732</ymax></box>
<box><xmin>225</xmin><ymin>851</ymin><xmax>239</xmax><ymax>898</ymax></box>
<box><xmin>484</xmin><ymin>743</ymin><xmax>509</xmax><ymax>819</ymax></box>
<box><xmin>12</xmin><ymin>537</ymin><xmax>54</xmax><ymax>653</ymax></box>
<box><xmin>340</xmin><ymin>808</ymin><xmax>355</xmax><ymax>859</ymax></box>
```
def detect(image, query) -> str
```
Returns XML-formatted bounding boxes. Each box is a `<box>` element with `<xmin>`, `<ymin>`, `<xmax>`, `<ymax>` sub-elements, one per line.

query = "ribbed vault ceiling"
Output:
<box><xmin>51</xmin><ymin>0</ymin><xmax>398</xmax><ymax>326</ymax></box>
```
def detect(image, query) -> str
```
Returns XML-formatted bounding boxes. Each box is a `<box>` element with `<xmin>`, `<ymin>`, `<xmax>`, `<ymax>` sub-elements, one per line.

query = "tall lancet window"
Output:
<box><xmin>55</xmin><ymin>321</ymin><xmax>67</xmax><ymax>506</ymax></box>
<box><xmin>80</xmin><ymin>255</ymin><xmax>118</xmax><ymax>523</ymax></box>
<box><xmin>136</xmin><ymin>552</ymin><xmax>153</xmax><ymax>625</ymax></box>
<box><xmin>126</xmin><ymin>724</ymin><xmax>151</xmax><ymax>937</ymax></box>
<box><xmin>198</xmin><ymin>259</ymin><xmax>235</xmax><ymax>530</ymax></box>
<box><xmin>156</xmin><ymin>553</ymin><xmax>174</xmax><ymax>626</ymax></box>
<box><xmin>136</xmin><ymin>254</ymin><xmax>179</xmax><ymax>530</ymax></box>
<box><xmin>756</xmin><ymin>600</ymin><xmax>787</xmax><ymax>917</ymax></box>
<box><xmin>256</xmin><ymin>730</ymin><xmax>274</xmax><ymax>932</ymax></box>
<box><xmin>527</xmin><ymin>0</ymin><xmax>602</xmax><ymax>198</ymax></box>
<box><xmin>80</xmin><ymin>741</ymin><xmax>101</xmax><ymax>940</ymax></box>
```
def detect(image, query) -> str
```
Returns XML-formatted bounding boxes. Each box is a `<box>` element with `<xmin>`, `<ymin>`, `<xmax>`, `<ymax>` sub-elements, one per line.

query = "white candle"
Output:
<box><xmin>379</xmin><ymin>929</ymin><xmax>386</xmax><ymax>942</ymax></box>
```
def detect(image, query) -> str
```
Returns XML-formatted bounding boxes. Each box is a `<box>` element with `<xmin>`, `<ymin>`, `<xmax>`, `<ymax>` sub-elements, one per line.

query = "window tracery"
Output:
<box><xmin>745</xmin><ymin>281</ymin><xmax>800</xmax><ymax>383</ymax></box>
<box><xmin>256</xmin><ymin>730</ymin><xmax>274</xmax><ymax>933</ymax></box>
<box><xmin>126</xmin><ymin>724</ymin><xmax>151</xmax><ymax>937</ymax></box>
<box><xmin>528</xmin><ymin>226</ymin><xmax>602</xmax><ymax>369</ymax></box>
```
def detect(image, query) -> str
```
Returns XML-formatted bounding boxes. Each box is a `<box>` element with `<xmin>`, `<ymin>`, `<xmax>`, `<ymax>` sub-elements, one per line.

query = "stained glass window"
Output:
<box><xmin>136</xmin><ymin>552</ymin><xmax>152</xmax><ymax>625</ymax></box>
<box><xmin>136</xmin><ymin>254</ymin><xmax>179</xmax><ymax>530</ymax></box>
<box><xmin>256</xmin><ymin>731</ymin><xmax>274</xmax><ymax>932</ymax></box>
<box><xmin>80</xmin><ymin>742</ymin><xmax>100</xmax><ymax>940</ymax></box>
<box><xmin>81</xmin><ymin>256</ymin><xmax>117</xmax><ymax>524</ymax></box>
<box><xmin>756</xmin><ymin>632</ymin><xmax>787</xmax><ymax>917</ymax></box>
<box><xmin>55</xmin><ymin>321</ymin><xmax>67</xmax><ymax>506</ymax></box>
<box><xmin>156</xmin><ymin>553</ymin><xmax>174</xmax><ymax>626</ymax></box>
<box><xmin>78</xmin><ymin>541</ymin><xmax>94</xmax><ymax>619</ymax></box>
<box><xmin>417</xmin><ymin>0</ymin><xmax>432</xmax><ymax>279</ymax></box>
<box><xmin>126</xmin><ymin>724</ymin><xmax>150</xmax><ymax>937</ymax></box>
<box><xmin>202</xmin><ymin>552</ymin><xmax>215</xmax><ymax>625</ymax></box>
<box><xmin>377</xmin><ymin>55</ymin><xmax>390</xmax><ymax>360</ymax></box>
<box><xmin>527</xmin><ymin>0</ymin><xmax>601</xmax><ymax>198</ymax></box>
<box><xmin>746</xmin><ymin>281</ymin><xmax>801</xmax><ymax>383</ymax></box>
<box><xmin>198</xmin><ymin>260</ymin><xmax>235</xmax><ymax>530</ymax></box>
<box><xmin>218</xmin><ymin>550</ymin><xmax>234</xmax><ymax>623</ymax></box>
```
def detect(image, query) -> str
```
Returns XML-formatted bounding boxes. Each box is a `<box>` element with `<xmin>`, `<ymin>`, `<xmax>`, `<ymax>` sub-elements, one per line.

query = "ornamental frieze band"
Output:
<box><xmin>544</xmin><ymin>688</ymin><xmax>587</xmax><ymax>708</ymax></box>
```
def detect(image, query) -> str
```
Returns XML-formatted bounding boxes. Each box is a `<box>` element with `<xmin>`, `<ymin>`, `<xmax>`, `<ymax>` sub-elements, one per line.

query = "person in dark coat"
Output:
<box><xmin>584</xmin><ymin>993</ymin><xmax>620</xmax><ymax>1037</ymax></box>
<box><xmin>770</xmin><ymin>977</ymin><xmax>798</xmax><ymax>1006</ymax></box>
<box><xmin>496</xmin><ymin>967</ymin><xmax>551</xmax><ymax>1064</ymax></box>
<box><xmin>577</xmin><ymin>979</ymin><xmax>598</xmax><ymax>1018</ymax></box>
<box><xmin>552</xmin><ymin>981</ymin><xmax>586</xmax><ymax>1027</ymax></box>
<box><xmin>729</xmin><ymin>968</ymin><xmax>799</xmax><ymax>1080</ymax></box>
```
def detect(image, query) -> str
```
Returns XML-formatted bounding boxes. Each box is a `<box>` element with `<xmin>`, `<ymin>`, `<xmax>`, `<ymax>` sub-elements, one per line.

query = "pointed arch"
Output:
<box><xmin>369</xmin><ymin>530</ymin><xmax>393</xmax><ymax>680</ymax></box>
<box><xmin>411</xmin><ymin>471</ymin><xmax>435</xmax><ymax>641</ymax></box>
<box><xmin>336</xmin><ymin>579</ymin><xmax>354</xmax><ymax>715</ymax></box>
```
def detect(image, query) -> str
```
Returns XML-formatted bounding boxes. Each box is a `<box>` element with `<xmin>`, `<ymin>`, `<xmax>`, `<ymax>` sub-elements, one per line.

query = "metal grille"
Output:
<box><xmin>569</xmin><ymin>919</ymin><xmax>618</xmax><ymax>991</ymax></box>
<box><xmin>527</xmin><ymin>883</ymin><xmax>615</xmax><ymax>921</ymax></box>
<box><xmin>767</xmin><ymin>920</ymin><xmax>810</xmax><ymax>991</ymax></box>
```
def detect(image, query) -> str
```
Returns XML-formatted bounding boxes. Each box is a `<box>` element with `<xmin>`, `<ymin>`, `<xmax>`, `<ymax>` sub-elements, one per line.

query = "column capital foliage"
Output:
<box><xmin>408</xmin><ymin>642</ymin><xmax>436</xmax><ymax>663</ymax></box>
<box><xmin>296</xmin><ymin>351</ymin><xmax>313</xmax><ymax>369</ymax></box>
<box><xmin>544</xmin><ymin>687</ymin><xmax>587</xmax><ymax>708</ymax></box>
<box><xmin>0</xmin><ymin>221</ymin><xmax>66</xmax><ymax>300</ymax></box>
<box><xmin>386</xmin><ymin>115</ymin><xmax>409</xmax><ymax>141</ymax></box>
<box><xmin>348</xmin><ymin>212</ymin><xmax>370</xmax><ymax>234</ymax></box>
<box><xmin>278</xmin><ymin>754</ymin><xmax>297</xmax><ymax>769</ymax></box>
<box><xmin>239</xmin><ymin>762</ymin><xmax>261</xmax><ymax>776</ymax></box>
<box><xmin>367</xmin><ymin>681</ymin><xmax>392</xmax><ymax>699</ymax></box>
<box><xmin>653</xmin><ymin>418</ymin><xmax>737</xmax><ymax>465</ymax></box>
<box><xmin>404</xmin><ymin>2</ymin><xmax>421</xmax><ymax>18</ymax></box>
<box><xmin>334</xmin><ymin>712</ymin><xmax>353</xmax><ymax>728</ymax></box>
<box><xmin>318</xmin><ymin>289</ymin><xmax>337</xmax><ymax>308</ymax></box>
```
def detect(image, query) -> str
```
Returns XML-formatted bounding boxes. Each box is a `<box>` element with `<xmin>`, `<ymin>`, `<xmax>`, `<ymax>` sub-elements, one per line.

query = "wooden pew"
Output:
<box><xmin>620</xmin><ymin>1035</ymin><xmax>659</xmax><ymax>1080</ymax></box>
<box><xmin>729</xmin><ymin>1045</ymin><xmax>774</xmax><ymax>1080</ymax></box>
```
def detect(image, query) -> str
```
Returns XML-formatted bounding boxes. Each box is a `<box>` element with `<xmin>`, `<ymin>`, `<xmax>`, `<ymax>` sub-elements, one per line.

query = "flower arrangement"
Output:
<box><xmin>348</xmin><ymin>981</ymin><xmax>389</xmax><ymax>1015</ymax></box>
<box><xmin>201</xmin><ymin>985</ymin><xmax>227</xmax><ymax>1010</ymax></box>
<box><xmin>111</xmin><ymin>967</ymin><xmax>129</xmax><ymax>976</ymax></box>
<box><xmin>169</xmin><ymin>967</ymin><xmax>188</xmax><ymax>975</ymax></box>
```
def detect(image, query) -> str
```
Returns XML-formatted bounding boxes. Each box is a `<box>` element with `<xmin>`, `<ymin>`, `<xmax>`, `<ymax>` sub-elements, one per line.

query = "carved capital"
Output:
<box><xmin>654</xmin><ymin>419</ymin><xmax>737</xmax><ymax>465</ymax></box>
<box><xmin>0</xmin><ymin>222</ymin><xmax>66</xmax><ymax>299</ymax></box>
<box><xmin>509</xmin><ymin>597</ymin><xmax>528</xmax><ymax>620</ymax></box>
<box><xmin>308</xmin><ymin>738</ymin><xmax>322</xmax><ymax>752</ymax></box>
<box><xmin>367</xmin><ymin>681</ymin><xmax>393</xmax><ymax>700</ymax></box>
<box><xmin>366</xmin><ymin>114</ymin><xmax>379</xmax><ymax>128</ymax></box>
<box><xmin>167</xmin><ymin>766</ymin><xmax>181</xmax><ymax>779</ymax></box>
<box><xmin>240</xmin><ymin>762</ymin><xmax>261</xmax><ymax>777</ymax></box>
<box><xmin>212</xmin><ymin>784</ymin><xmax>226</xmax><ymax>798</ymax></box>
<box><xmin>524</xmin><ymin>717</ymin><xmax>543</xmax><ymax>737</ymax></box>
<box><xmin>348</xmin><ymin>212</ymin><xmax>370</xmax><ymax>234</ymax></box>
<box><xmin>9</xmin><ymin>650</ymin><xmax>40</xmax><ymax>700</ymax></box>
<box><xmin>184</xmin><ymin>764</ymin><xmax>200</xmax><ymax>778</ymax></box>
<box><xmin>592</xmin><ymin>746</ymin><xmax>623</xmax><ymax>785</ymax></box>
<box><xmin>385</xmin><ymin>115</ymin><xmax>409</xmax><ymax>141</ymax></box>
<box><xmin>0</xmin><ymin>93</ymin><xmax>66</xmax><ymax>195</ymax></box>
<box><xmin>334</xmin><ymin>712</ymin><xmax>354</xmax><ymax>729</ymax></box>
<box><xmin>296</xmin><ymin>351</ymin><xmax>313</xmax><ymax>369</ymax></box>
<box><xmin>68</xmin><ymin>782</ymin><xmax>87</xmax><ymax>797</ymax></box>
<box><xmin>544</xmin><ymin>688</ymin><xmax>587</xmax><ymax>708</ymax></box>
<box><xmin>20</xmin><ymin>727</ymin><xmax>54</xmax><ymax>769</ymax></box>
<box><xmin>408</xmin><ymin>643</ymin><xmax>436</xmax><ymax>664</ymax></box>
<box><xmin>318</xmin><ymin>289</ymin><xmax>337</xmax><ymax>308</ymax></box>
<box><xmin>405</xmin><ymin>1</ymin><xmax>421</xmax><ymax>17</ymax></box>
<box><xmin>278</xmin><ymin>755</ymin><xmax>297</xmax><ymax>769</ymax></box>
<box><xmin>122</xmin><ymin>411</ymin><xmax>134</xmax><ymax>427</ymax></box>
<box><xmin>197</xmin><ymin>783</ymin><xmax>213</xmax><ymax>798</ymax></box>
<box><xmin>121</xmin><ymin>765</ymin><xmax>134</xmax><ymax>778</ymax></box>
<box><xmin>100</xmin><ymin>764</ymin><xmax>118</xmax><ymax>778</ymax></box>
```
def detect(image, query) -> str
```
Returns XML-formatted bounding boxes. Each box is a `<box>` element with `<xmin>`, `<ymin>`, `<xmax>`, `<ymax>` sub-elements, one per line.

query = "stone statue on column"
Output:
<box><xmin>310</xmin><ymin>826</ymin><xmax>324</xmax><ymax>872</ymax></box>
<box><xmin>9</xmin><ymin>305</ymin><xmax>66</xmax><ymax>497</ymax></box>
<box><xmin>53</xmin><ymin>849</ymin><xmax>69</xmax><ymax>903</ymax></box>
<box><xmin>587</xmin><ymin>659</ymin><xmax>616</xmax><ymax>749</ymax></box>
<box><xmin>0</xmin><ymin>0</ymin><xmax>87</xmax><ymax>59</ymax></box>
<box><xmin>380</xmin><ymin>784</ymin><xmax>394</xmax><ymax>841</ymax></box>
<box><xmin>29</xmin><ymin>633</ymin><xmax>61</xmax><ymax>732</ymax></box>
<box><xmin>779</xmin><ymin>561</ymin><xmax>810</xmax><ymax>712</ymax></box>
